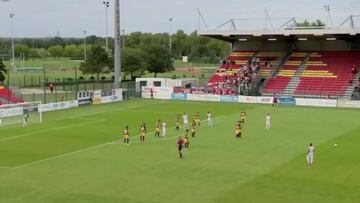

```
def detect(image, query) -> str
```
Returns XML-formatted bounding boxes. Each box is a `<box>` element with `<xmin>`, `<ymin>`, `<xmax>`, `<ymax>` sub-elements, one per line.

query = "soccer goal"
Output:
<box><xmin>0</xmin><ymin>101</ymin><xmax>42</xmax><ymax>127</ymax></box>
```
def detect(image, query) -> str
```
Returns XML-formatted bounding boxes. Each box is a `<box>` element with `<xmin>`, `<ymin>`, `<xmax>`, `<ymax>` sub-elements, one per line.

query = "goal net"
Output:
<box><xmin>0</xmin><ymin>101</ymin><xmax>42</xmax><ymax>127</ymax></box>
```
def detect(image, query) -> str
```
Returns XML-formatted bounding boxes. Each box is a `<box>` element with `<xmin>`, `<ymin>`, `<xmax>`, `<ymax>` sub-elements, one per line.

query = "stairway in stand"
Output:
<box><xmin>282</xmin><ymin>53</ymin><xmax>310</xmax><ymax>97</ymax></box>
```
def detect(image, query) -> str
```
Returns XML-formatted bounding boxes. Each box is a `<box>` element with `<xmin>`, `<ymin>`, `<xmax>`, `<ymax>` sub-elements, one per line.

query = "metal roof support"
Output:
<box><xmin>350</xmin><ymin>15</ymin><xmax>354</xmax><ymax>29</ymax></box>
<box><xmin>324</xmin><ymin>5</ymin><xmax>335</xmax><ymax>28</ymax></box>
<box><xmin>280</xmin><ymin>17</ymin><xmax>296</xmax><ymax>29</ymax></box>
<box><xmin>338</xmin><ymin>15</ymin><xmax>358</xmax><ymax>29</ymax></box>
<box><xmin>197</xmin><ymin>8</ymin><xmax>209</xmax><ymax>31</ymax></box>
<box><xmin>264</xmin><ymin>8</ymin><xmax>274</xmax><ymax>30</ymax></box>
<box><xmin>231</xmin><ymin>19</ymin><xmax>237</xmax><ymax>30</ymax></box>
<box><xmin>217</xmin><ymin>19</ymin><xmax>236</xmax><ymax>30</ymax></box>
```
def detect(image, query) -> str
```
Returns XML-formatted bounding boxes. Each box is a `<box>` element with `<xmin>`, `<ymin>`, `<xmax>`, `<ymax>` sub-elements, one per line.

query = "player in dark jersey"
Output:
<box><xmin>272</xmin><ymin>94</ymin><xmax>278</xmax><ymax>107</ymax></box>
<box><xmin>177</xmin><ymin>137</ymin><xmax>184</xmax><ymax>159</ymax></box>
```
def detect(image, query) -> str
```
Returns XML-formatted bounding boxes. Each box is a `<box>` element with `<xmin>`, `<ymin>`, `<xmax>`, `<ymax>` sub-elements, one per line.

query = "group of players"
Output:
<box><xmin>122</xmin><ymin>111</ymin><xmax>214</xmax><ymax>159</ymax></box>
<box><xmin>121</xmin><ymin>109</ymin><xmax>316</xmax><ymax>165</ymax></box>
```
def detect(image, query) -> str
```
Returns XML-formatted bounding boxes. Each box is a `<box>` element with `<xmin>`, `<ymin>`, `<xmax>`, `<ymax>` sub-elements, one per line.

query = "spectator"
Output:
<box><xmin>49</xmin><ymin>83</ymin><xmax>54</xmax><ymax>93</ymax></box>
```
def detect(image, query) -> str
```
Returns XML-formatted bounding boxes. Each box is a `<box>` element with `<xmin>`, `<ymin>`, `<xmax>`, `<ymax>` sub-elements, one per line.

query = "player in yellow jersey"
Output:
<box><xmin>184</xmin><ymin>135</ymin><xmax>189</xmax><ymax>148</ymax></box>
<box><xmin>155</xmin><ymin>120</ymin><xmax>161</xmax><ymax>137</ymax></box>
<box><xmin>191</xmin><ymin>125</ymin><xmax>196</xmax><ymax>138</ymax></box>
<box><xmin>195</xmin><ymin>112</ymin><xmax>200</xmax><ymax>126</ymax></box>
<box><xmin>240</xmin><ymin>109</ymin><xmax>247</xmax><ymax>124</ymax></box>
<box><xmin>235</xmin><ymin>124</ymin><xmax>242</xmax><ymax>139</ymax></box>
<box><xmin>192</xmin><ymin>119</ymin><xmax>196</xmax><ymax>128</ymax></box>
<box><xmin>140</xmin><ymin>124</ymin><xmax>145</xmax><ymax>142</ymax></box>
<box><xmin>123</xmin><ymin>126</ymin><xmax>130</xmax><ymax>144</ymax></box>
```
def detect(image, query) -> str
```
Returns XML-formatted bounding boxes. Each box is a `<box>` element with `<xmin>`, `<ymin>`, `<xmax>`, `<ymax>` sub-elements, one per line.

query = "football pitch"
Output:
<box><xmin>0</xmin><ymin>99</ymin><xmax>359</xmax><ymax>203</ymax></box>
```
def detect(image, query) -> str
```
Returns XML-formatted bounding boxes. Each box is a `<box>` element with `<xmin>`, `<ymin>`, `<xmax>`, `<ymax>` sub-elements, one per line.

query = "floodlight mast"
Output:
<box><xmin>103</xmin><ymin>1</ymin><xmax>110</xmax><ymax>52</ymax></box>
<box><xmin>10</xmin><ymin>13</ymin><xmax>16</xmax><ymax>72</ymax></box>
<box><xmin>114</xmin><ymin>0</ymin><xmax>121</xmax><ymax>89</ymax></box>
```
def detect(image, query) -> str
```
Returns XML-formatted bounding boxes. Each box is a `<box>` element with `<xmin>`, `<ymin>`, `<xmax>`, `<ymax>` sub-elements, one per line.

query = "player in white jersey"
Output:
<box><xmin>207</xmin><ymin>111</ymin><xmax>213</xmax><ymax>126</ymax></box>
<box><xmin>162</xmin><ymin>121</ymin><xmax>167</xmax><ymax>137</ymax></box>
<box><xmin>182</xmin><ymin>113</ymin><xmax>189</xmax><ymax>129</ymax></box>
<box><xmin>307</xmin><ymin>143</ymin><xmax>315</xmax><ymax>165</ymax></box>
<box><xmin>265</xmin><ymin>113</ymin><xmax>271</xmax><ymax>130</ymax></box>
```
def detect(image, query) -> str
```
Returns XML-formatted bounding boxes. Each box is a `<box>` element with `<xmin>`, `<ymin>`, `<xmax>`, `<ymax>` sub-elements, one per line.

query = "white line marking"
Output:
<box><xmin>0</xmin><ymin>166</ymin><xmax>14</xmax><ymax>169</ymax></box>
<box><xmin>11</xmin><ymin>141</ymin><xmax>117</xmax><ymax>169</ymax></box>
<box><xmin>0</xmin><ymin>119</ymin><xmax>108</xmax><ymax>142</ymax></box>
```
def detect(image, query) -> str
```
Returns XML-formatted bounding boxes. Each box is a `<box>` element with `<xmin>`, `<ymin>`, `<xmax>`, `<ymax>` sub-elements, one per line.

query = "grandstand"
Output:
<box><xmin>199</xmin><ymin>19</ymin><xmax>360</xmax><ymax>99</ymax></box>
<box><xmin>0</xmin><ymin>86</ymin><xmax>23</xmax><ymax>104</ymax></box>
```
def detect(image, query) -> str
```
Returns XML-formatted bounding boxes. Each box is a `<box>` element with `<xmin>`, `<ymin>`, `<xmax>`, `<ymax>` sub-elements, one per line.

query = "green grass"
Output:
<box><xmin>174</xmin><ymin>60</ymin><xmax>218</xmax><ymax>68</ymax></box>
<box><xmin>2</xmin><ymin>58</ymin><xmax>216</xmax><ymax>87</ymax></box>
<box><xmin>0</xmin><ymin>100</ymin><xmax>359</xmax><ymax>203</ymax></box>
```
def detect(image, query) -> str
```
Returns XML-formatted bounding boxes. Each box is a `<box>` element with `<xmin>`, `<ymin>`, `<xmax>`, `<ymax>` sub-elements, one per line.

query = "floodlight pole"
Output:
<box><xmin>103</xmin><ymin>1</ymin><xmax>110</xmax><ymax>52</ymax></box>
<box><xmin>114</xmin><ymin>0</ymin><xmax>121</xmax><ymax>89</ymax></box>
<box><xmin>169</xmin><ymin>17</ymin><xmax>173</xmax><ymax>57</ymax></box>
<box><xmin>83</xmin><ymin>30</ymin><xmax>87</xmax><ymax>61</ymax></box>
<box><xmin>122</xmin><ymin>29</ymin><xmax>125</xmax><ymax>48</ymax></box>
<box><xmin>10</xmin><ymin>13</ymin><xmax>16</xmax><ymax>72</ymax></box>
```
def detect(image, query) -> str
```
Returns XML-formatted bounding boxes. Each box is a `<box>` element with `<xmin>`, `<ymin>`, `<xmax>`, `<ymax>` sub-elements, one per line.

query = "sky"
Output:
<box><xmin>0</xmin><ymin>0</ymin><xmax>359</xmax><ymax>38</ymax></box>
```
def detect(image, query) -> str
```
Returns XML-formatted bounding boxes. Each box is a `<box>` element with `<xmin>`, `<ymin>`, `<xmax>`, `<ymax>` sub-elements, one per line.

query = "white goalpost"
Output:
<box><xmin>0</xmin><ymin>101</ymin><xmax>42</xmax><ymax>127</ymax></box>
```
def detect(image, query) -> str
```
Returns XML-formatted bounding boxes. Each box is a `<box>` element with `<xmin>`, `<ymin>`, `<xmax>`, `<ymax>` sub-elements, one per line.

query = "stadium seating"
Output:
<box><xmin>0</xmin><ymin>87</ymin><xmax>23</xmax><ymax>104</ymax></box>
<box><xmin>262</xmin><ymin>53</ymin><xmax>307</xmax><ymax>94</ymax></box>
<box><xmin>257</xmin><ymin>52</ymin><xmax>282</xmax><ymax>78</ymax></box>
<box><xmin>207</xmin><ymin>50</ymin><xmax>255</xmax><ymax>87</ymax></box>
<box><xmin>295</xmin><ymin>51</ymin><xmax>360</xmax><ymax>96</ymax></box>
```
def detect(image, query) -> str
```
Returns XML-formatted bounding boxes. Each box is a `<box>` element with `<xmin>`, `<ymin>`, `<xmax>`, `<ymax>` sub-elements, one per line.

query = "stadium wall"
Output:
<box><xmin>31</xmin><ymin>88</ymin><xmax>360</xmax><ymax>116</ymax></box>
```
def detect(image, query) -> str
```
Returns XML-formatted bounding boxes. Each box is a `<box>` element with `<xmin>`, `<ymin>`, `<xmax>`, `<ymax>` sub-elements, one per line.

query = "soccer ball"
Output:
<box><xmin>334</xmin><ymin>144</ymin><xmax>338</xmax><ymax>147</ymax></box>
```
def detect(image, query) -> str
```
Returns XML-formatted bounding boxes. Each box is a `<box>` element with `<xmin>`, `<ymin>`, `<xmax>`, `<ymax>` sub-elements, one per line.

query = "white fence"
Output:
<box><xmin>39</xmin><ymin>100</ymin><xmax>79</xmax><ymax>112</ymax></box>
<box><xmin>26</xmin><ymin>87</ymin><xmax>360</xmax><ymax>116</ymax></box>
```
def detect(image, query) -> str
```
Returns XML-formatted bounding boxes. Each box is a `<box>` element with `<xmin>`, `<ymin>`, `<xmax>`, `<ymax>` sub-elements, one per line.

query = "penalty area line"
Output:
<box><xmin>9</xmin><ymin>140</ymin><xmax>117</xmax><ymax>170</ymax></box>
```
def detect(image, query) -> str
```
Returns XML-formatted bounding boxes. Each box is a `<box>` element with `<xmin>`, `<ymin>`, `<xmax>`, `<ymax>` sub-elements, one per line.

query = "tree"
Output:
<box><xmin>64</xmin><ymin>45</ymin><xmax>81</xmax><ymax>58</ymax></box>
<box><xmin>0</xmin><ymin>59</ymin><xmax>7</xmax><ymax>85</ymax></box>
<box><xmin>48</xmin><ymin>37</ymin><xmax>66</xmax><ymax>47</ymax></box>
<box><xmin>29</xmin><ymin>48</ymin><xmax>48</xmax><ymax>59</ymax></box>
<box><xmin>295</xmin><ymin>19</ymin><xmax>325</xmax><ymax>27</ymax></box>
<box><xmin>122</xmin><ymin>47</ymin><xmax>146</xmax><ymax>80</ymax></box>
<box><xmin>48</xmin><ymin>45</ymin><xmax>64</xmax><ymax>58</ymax></box>
<box><xmin>79</xmin><ymin>45</ymin><xmax>112</xmax><ymax>79</ymax></box>
<box><xmin>173</xmin><ymin>30</ymin><xmax>190</xmax><ymax>58</ymax></box>
<box><xmin>143</xmin><ymin>44</ymin><xmax>173</xmax><ymax>77</ymax></box>
<box><xmin>14</xmin><ymin>44</ymin><xmax>30</xmax><ymax>57</ymax></box>
<box><xmin>37</xmin><ymin>48</ymin><xmax>49</xmax><ymax>59</ymax></box>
